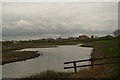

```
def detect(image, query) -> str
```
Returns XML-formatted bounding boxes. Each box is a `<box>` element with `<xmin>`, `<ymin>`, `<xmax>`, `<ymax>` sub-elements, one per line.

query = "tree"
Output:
<box><xmin>113</xmin><ymin>29</ymin><xmax>120</xmax><ymax>37</ymax></box>
<box><xmin>91</xmin><ymin>35</ymin><xmax>94</xmax><ymax>38</ymax></box>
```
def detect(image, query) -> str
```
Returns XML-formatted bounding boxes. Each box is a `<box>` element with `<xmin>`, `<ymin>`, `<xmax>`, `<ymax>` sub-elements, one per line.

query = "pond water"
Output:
<box><xmin>2</xmin><ymin>45</ymin><xmax>93</xmax><ymax>78</ymax></box>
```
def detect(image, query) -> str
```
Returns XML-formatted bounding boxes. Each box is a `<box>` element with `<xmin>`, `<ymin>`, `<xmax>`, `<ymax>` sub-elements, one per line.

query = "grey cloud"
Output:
<box><xmin>2</xmin><ymin>2</ymin><xmax>118</xmax><ymax>40</ymax></box>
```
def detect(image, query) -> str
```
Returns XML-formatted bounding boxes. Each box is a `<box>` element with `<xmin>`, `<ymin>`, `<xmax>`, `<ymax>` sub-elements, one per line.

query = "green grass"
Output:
<box><xmin>89</xmin><ymin>38</ymin><xmax>120</xmax><ymax>79</ymax></box>
<box><xmin>70</xmin><ymin>38</ymin><xmax>120</xmax><ymax>79</ymax></box>
<box><xmin>90</xmin><ymin>39</ymin><xmax>120</xmax><ymax>56</ymax></box>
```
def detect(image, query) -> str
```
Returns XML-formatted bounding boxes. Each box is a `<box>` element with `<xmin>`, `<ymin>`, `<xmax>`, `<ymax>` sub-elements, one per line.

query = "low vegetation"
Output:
<box><xmin>22</xmin><ymin>70</ymin><xmax>71</xmax><ymax>79</ymax></box>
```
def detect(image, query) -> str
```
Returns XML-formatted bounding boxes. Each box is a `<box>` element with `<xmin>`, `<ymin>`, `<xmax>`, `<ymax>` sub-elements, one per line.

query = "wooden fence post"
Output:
<box><xmin>91</xmin><ymin>58</ymin><xmax>93</xmax><ymax>68</ymax></box>
<box><xmin>73</xmin><ymin>61</ymin><xmax>77</xmax><ymax>72</ymax></box>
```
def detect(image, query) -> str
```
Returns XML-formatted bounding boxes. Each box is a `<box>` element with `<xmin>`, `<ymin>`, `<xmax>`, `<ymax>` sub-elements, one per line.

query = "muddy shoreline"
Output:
<box><xmin>2</xmin><ymin>45</ymin><xmax>58</xmax><ymax>65</ymax></box>
<box><xmin>2</xmin><ymin>51</ymin><xmax>40</xmax><ymax>65</ymax></box>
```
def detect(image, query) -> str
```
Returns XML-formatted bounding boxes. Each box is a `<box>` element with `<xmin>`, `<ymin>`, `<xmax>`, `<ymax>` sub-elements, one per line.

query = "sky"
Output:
<box><xmin>2</xmin><ymin>2</ymin><xmax>118</xmax><ymax>40</ymax></box>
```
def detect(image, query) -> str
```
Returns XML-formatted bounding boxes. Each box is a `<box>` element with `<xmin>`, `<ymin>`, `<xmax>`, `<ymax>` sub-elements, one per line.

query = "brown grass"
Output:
<box><xmin>2</xmin><ymin>51</ymin><xmax>40</xmax><ymax>65</ymax></box>
<box><xmin>69</xmin><ymin>66</ymin><xmax>114</xmax><ymax>78</ymax></box>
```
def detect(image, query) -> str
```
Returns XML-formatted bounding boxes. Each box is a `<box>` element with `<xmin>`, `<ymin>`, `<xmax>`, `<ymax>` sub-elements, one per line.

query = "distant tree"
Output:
<box><xmin>91</xmin><ymin>35</ymin><xmax>94</xmax><ymax>38</ymax></box>
<box><xmin>113</xmin><ymin>29</ymin><xmax>120</xmax><ymax>37</ymax></box>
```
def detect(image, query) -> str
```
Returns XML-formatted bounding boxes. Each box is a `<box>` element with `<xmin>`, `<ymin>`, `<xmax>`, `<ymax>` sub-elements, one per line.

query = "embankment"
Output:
<box><xmin>70</xmin><ymin>39</ymin><xmax>119</xmax><ymax>78</ymax></box>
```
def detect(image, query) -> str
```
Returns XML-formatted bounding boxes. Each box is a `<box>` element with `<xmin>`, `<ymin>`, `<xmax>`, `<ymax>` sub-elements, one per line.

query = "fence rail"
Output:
<box><xmin>64</xmin><ymin>56</ymin><xmax>120</xmax><ymax>72</ymax></box>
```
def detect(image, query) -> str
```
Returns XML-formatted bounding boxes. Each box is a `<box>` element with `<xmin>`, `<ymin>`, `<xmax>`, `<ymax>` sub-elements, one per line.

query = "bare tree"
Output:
<box><xmin>113</xmin><ymin>29</ymin><xmax>120</xmax><ymax>37</ymax></box>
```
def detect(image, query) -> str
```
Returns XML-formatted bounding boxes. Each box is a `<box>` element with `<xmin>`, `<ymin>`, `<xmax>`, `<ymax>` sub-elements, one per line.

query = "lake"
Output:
<box><xmin>2</xmin><ymin>45</ymin><xmax>93</xmax><ymax>78</ymax></box>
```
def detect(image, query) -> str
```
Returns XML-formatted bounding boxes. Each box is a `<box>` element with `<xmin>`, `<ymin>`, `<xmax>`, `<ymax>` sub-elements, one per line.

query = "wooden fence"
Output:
<box><xmin>64</xmin><ymin>56</ymin><xmax>120</xmax><ymax>72</ymax></box>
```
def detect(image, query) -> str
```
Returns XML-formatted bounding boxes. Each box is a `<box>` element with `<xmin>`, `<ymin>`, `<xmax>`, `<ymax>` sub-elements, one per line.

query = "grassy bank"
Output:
<box><xmin>2</xmin><ymin>51</ymin><xmax>40</xmax><ymax>65</ymax></box>
<box><xmin>19</xmin><ymin>38</ymin><xmax>120</xmax><ymax>79</ymax></box>
<box><xmin>70</xmin><ymin>38</ymin><xmax>120</xmax><ymax>79</ymax></box>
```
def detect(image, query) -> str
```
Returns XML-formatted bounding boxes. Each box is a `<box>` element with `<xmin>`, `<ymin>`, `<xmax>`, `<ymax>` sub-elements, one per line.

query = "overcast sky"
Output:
<box><xmin>2</xmin><ymin>2</ymin><xmax>118</xmax><ymax>40</ymax></box>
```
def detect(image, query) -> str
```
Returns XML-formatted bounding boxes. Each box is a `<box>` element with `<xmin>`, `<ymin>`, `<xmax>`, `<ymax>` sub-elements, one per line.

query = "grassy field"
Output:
<box><xmin>90</xmin><ymin>38</ymin><xmax>119</xmax><ymax>56</ymax></box>
<box><xmin>19</xmin><ymin>38</ymin><xmax>120</xmax><ymax>79</ymax></box>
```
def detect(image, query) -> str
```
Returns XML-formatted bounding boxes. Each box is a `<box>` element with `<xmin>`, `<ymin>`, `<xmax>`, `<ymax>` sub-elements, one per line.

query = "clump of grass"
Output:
<box><xmin>21</xmin><ymin>70</ymin><xmax>71</xmax><ymax>79</ymax></box>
